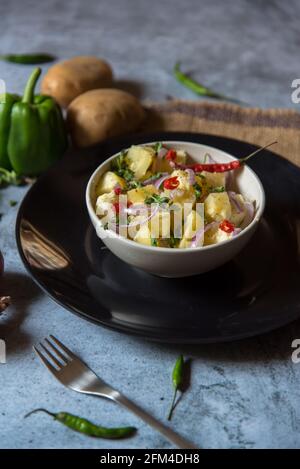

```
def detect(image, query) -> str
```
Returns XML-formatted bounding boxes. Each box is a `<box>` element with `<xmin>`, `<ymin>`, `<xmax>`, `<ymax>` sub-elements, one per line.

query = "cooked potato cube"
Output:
<box><xmin>204</xmin><ymin>227</ymin><xmax>233</xmax><ymax>246</ymax></box>
<box><xmin>149</xmin><ymin>210</ymin><xmax>171</xmax><ymax>239</ymax></box>
<box><xmin>126</xmin><ymin>145</ymin><xmax>155</xmax><ymax>179</ymax></box>
<box><xmin>127</xmin><ymin>184</ymin><xmax>157</xmax><ymax>204</ymax></box>
<box><xmin>204</xmin><ymin>192</ymin><xmax>231</xmax><ymax>222</ymax></box>
<box><xmin>162</xmin><ymin>170</ymin><xmax>196</xmax><ymax>207</ymax></box>
<box><xmin>179</xmin><ymin>210</ymin><xmax>204</xmax><ymax>248</ymax></box>
<box><xmin>96</xmin><ymin>171</ymin><xmax>126</xmax><ymax>196</ymax></box>
<box><xmin>201</xmin><ymin>171</ymin><xmax>226</xmax><ymax>189</ymax></box>
<box><xmin>134</xmin><ymin>224</ymin><xmax>152</xmax><ymax>246</ymax></box>
<box><xmin>95</xmin><ymin>191</ymin><xmax>116</xmax><ymax>217</ymax></box>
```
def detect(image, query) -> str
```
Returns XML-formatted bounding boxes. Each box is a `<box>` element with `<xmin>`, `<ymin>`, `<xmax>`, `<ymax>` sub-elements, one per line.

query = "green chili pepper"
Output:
<box><xmin>0</xmin><ymin>167</ymin><xmax>23</xmax><ymax>187</ymax></box>
<box><xmin>167</xmin><ymin>354</ymin><xmax>184</xmax><ymax>421</ymax></box>
<box><xmin>174</xmin><ymin>62</ymin><xmax>244</xmax><ymax>104</ymax></box>
<box><xmin>25</xmin><ymin>409</ymin><xmax>137</xmax><ymax>439</ymax></box>
<box><xmin>0</xmin><ymin>53</ymin><xmax>56</xmax><ymax>64</ymax></box>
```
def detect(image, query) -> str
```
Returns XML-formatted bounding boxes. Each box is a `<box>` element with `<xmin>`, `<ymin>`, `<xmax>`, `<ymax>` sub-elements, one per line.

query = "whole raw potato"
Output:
<box><xmin>67</xmin><ymin>89</ymin><xmax>145</xmax><ymax>147</ymax></box>
<box><xmin>41</xmin><ymin>56</ymin><xmax>113</xmax><ymax>108</ymax></box>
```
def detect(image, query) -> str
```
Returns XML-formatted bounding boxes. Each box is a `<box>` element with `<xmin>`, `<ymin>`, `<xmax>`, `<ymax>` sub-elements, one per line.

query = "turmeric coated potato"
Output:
<box><xmin>41</xmin><ymin>56</ymin><xmax>113</xmax><ymax>108</ymax></box>
<box><xmin>67</xmin><ymin>89</ymin><xmax>145</xmax><ymax>147</ymax></box>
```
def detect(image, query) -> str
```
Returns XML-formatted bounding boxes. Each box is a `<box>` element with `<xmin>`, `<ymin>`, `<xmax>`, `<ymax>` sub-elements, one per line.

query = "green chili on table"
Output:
<box><xmin>25</xmin><ymin>409</ymin><xmax>137</xmax><ymax>439</ymax></box>
<box><xmin>0</xmin><ymin>53</ymin><xmax>56</xmax><ymax>64</ymax></box>
<box><xmin>174</xmin><ymin>62</ymin><xmax>244</xmax><ymax>104</ymax></box>
<box><xmin>168</xmin><ymin>354</ymin><xmax>184</xmax><ymax>421</ymax></box>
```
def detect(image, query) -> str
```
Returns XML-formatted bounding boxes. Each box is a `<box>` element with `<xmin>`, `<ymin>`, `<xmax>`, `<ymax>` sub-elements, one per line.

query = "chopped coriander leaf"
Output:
<box><xmin>151</xmin><ymin>238</ymin><xmax>158</xmax><ymax>247</ymax></box>
<box><xmin>143</xmin><ymin>172</ymin><xmax>164</xmax><ymax>184</ymax></box>
<box><xmin>144</xmin><ymin>194</ymin><xmax>170</xmax><ymax>206</ymax></box>
<box><xmin>103</xmin><ymin>222</ymin><xmax>109</xmax><ymax>230</ymax></box>
<box><xmin>195</xmin><ymin>173</ymin><xmax>206</xmax><ymax>179</ymax></box>
<box><xmin>127</xmin><ymin>180</ymin><xmax>142</xmax><ymax>189</ymax></box>
<box><xmin>9</xmin><ymin>200</ymin><xmax>17</xmax><ymax>207</ymax></box>
<box><xmin>210</xmin><ymin>186</ymin><xmax>225</xmax><ymax>193</ymax></box>
<box><xmin>111</xmin><ymin>151</ymin><xmax>127</xmax><ymax>172</ymax></box>
<box><xmin>193</xmin><ymin>183</ymin><xmax>202</xmax><ymax>199</ymax></box>
<box><xmin>110</xmin><ymin>151</ymin><xmax>134</xmax><ymax>182</ymax></box>
<box><xmin>153</xmin><ymin>142</ymin><xmax>163</xmax><ymax>154</ymax></box>
<box><xmin>169</xmin><ymin>235</ymin><xmax>180</xmax><ymax>248</ymax></box>
<box><xmin>120</xmin><ymin>168</ymin><xmax>135</xmax><ymax>182</ymax></box>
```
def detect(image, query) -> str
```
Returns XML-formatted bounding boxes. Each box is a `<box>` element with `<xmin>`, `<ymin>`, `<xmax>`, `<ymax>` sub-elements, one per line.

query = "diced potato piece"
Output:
<box><xmin>126</xmin><ymin>145</ymin><xmax>155</xmax><ymax>179</ymax></box>
<box><xmin>149</xmin><ymin>210</ymin><xmax>171</xmax><ymax>239</ymax></box>
<box><xmin>204</xmin><ymin>192</ymin><xmax>231</xmax><ymax>222</ymax></box>
<box><xmin>134</xmin><ymin>224</ymin><xmax>152</xmax><ymax>246</ymax></box>
<box><xmin>162</xmin><ymin>170</ymin><xmax>196</xmax><ymax>206</ymax></box>
<box><xmin>127</xmin><ymin>184</ymin><xmax>157</xmax><ymax>204</ymax></box>
<box><xmin>176</xmin><ymin>150</ymin><xmax>187</xmax><ymax>164</ymax></box>
<box><xmin>201</xmin><ymin>171</ymin><xmax>226</xmax><ymax>190</ymax></box>
<box><xmin>95</xmin><ymin>191</ymin><xmax>117</xmax><ymax>217</ymax></box>
<box><xmin>229</xmin><ymin>193</ymin><xmax>246</xmax><ymax>226</ymax></box>
<box><xmin>204</xmin><ymin>227</ymin><xmax>233</xmax><ymax>246</ymax></box>
<box><xmin>204</xmin><ymin>224</ymin><xmax>219</xmax><ymax>246</ymax></box>
<box><xmin>179</xmin><ymin>210</ymin><xmax>204</xmax><ymax>248</ymax></box>
<box><xmin>95</xmin><ymin>171</ymin><xmax>126</xmax><ymax>196</ymax></box>
<box><xmin>171</xmin><ymin>170</ymin><xmax>190</xmax><ymax>191</ymax></box>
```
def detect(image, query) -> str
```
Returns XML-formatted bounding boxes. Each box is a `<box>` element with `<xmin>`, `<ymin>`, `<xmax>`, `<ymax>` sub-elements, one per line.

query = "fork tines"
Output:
<box><xmin>34</xmin><ymin>335</ymin><xmax>75</xmax><ymax>372</ymax></box>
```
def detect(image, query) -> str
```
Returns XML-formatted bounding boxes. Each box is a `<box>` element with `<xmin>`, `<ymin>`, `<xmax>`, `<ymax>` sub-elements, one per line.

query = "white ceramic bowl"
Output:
<box><xmin>86</xmin><ymin>141</ymin><xmax>265</xmax><ymax>277</ymax></box>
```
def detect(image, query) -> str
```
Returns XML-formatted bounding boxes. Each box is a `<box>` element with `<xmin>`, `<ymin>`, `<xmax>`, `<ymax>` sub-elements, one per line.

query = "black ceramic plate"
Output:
<box><xmin>16</xmin><ymin>132</ymin><xmax>300</xmax><ymax>343</ymax></box>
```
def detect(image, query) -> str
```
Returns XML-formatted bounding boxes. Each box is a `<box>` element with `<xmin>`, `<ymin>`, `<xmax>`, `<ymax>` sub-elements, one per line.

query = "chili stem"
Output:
<box><xmin>22</xmin><ymin>67</ymin><xmax>41</xmax><ymax>104</ymax></box>
<box><xmin>240</xmin><ymin>140</ymin><xmax>278</xmax><ymax>163</ymax></box>
<box><xmin>24</xmin><ymin>408</ymin><xmax>56</xmax><ymax>419</ymax></box>
<box><xmin>167</xmin><ymin>388</ymin><xmax>178</xmax><ymax>421</ymax></box>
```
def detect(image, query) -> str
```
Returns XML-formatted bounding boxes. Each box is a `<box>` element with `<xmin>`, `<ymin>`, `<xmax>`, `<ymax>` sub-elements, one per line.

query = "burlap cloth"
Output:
<box><xmin>143</xmin><ymin>100</ymin><xmax>300</xmax><ymax>166</ymax></box>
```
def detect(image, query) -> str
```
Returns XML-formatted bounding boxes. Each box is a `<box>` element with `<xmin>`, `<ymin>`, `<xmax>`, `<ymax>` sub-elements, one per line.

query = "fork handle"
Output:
<box><xmin>115</xmin><ymin>393</ymin><xmax>198</xmax><ymax>449</ymax></box>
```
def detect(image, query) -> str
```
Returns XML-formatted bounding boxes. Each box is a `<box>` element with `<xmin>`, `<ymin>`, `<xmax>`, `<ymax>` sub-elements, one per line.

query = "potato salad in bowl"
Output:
<box><xmin>86</xmin><ymin>140</ymin><xmax>267</xmax><ymax>277</ymax></box>
<box><xmin>93</xmin><ymin>143</ymin><xmax>256</xmax><ymax>249</ymax></box>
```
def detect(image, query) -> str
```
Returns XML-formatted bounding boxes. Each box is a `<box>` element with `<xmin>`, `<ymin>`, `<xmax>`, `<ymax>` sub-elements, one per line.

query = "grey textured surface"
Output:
<box><xmin>0</xmin><ymin>0</ymin><xmax>300</xmax><ymax>449</ymax></box>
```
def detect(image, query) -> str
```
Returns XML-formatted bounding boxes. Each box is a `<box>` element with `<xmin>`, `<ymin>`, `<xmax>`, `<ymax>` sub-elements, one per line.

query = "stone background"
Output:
<box><xmin>0</xmin><ymin>0</ymin><xmax>300</xmax><ymax>449</ymax></box>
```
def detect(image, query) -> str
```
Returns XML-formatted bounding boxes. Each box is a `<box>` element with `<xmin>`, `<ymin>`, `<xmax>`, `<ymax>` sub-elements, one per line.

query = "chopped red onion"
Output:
<box><xmin>204</xmin><ymin>153</ymin><xmax>217</xmax><ymax>164</ymax></box>
<box><xmin>240</xmin><ymin>201</ymin><xmax>255</xmax><ymax>229</ymax></box>
<box><xmin>228</xmin><ymin>191</ymin><xmax>243</xmax><ymax>213</ymax></box>
<box><xmin>185</xmin><ymin>168</ymin><xmax>195</xmax><ymax>185</ymax></box>
<box><xmin>127</xmin><ymin>204</ymin><xmax>159</xmax><ymax>228</ymax></box>
<box><xmin>190</xmin><ymin>221</ymin><xmax>219</xmax><ymax>248</ymax></box>
<box><xmin>154</xmin><ymin>174</ymin><xmax>171</xmax><ymax>189</ymax></box>
<box><xmin>142</xmin><ymin>172</ymin><xmax>168</xmax><ymax>187</ymax></box>
<box><xmin>232</xmin><ymin>227</ymin><xmax>242</xmax><ymax>237</ymax></box>
<box><xmin>157</xmin><ymin>148</ymin><xmax>168</xmax><ymax>159</ymax></box>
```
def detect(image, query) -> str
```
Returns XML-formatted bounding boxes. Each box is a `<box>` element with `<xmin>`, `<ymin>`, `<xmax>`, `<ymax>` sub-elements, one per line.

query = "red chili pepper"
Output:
<box><xmin>219</xmin><ymin>219</ymin><xmax>235</xmax><ymax>233</ymax></box>
<box><xmin>175</xmin><ymin>141</ymin><xmax>277</xmax><ymax>173</ymax></box>
<box><xmin>163</xmin><ymin>176</ymin><xmax>179</xmax><ymax>190</ymax></box>
<box><xmin>114</xmin><ymin>186</ymin><xmax>122</xmax><ymax>195</ymax></box>
<box><xmin>113</xmin><ymin>200</ymin><xmax>132</xmax><ymax>213</ymax></box>
<box><xmin>165</xmin><ymin>149</ymin><xmax>177</xmax><ymax>161</ymax></box>
<box><xmin>113</xmin><ymin>202</ymin><xmax>120</xmax><ymax>213</ymax></box>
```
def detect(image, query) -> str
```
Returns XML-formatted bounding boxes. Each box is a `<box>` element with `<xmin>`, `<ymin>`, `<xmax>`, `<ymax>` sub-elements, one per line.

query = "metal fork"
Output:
<box><xmin>33</xmin><ymin>335</ymin><xmax>198</xmax><ymax>449</ymax></box>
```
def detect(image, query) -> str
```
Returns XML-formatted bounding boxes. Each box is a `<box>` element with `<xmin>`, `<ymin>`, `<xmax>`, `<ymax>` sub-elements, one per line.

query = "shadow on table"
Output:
<box><xmin>0</xmin><ymin>272</ymin><xmax>42</xmax><ymax>354</ymax></box>
<box><xmin>136</xmin><ymin>319</ymin><xmax>300</xmax><ymax>366</ymax></box>
<box><xmin>114</xmin><ymin>79</ymin><xmax>145</xmax><ymax>99</ymax></box>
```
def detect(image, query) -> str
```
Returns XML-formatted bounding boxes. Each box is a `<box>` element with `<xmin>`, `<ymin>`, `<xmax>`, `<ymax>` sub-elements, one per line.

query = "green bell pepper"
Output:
<box><xmin>0</xmin><ymin>67</ymin><xmax>68</xmax><ymax>176</ymax></box>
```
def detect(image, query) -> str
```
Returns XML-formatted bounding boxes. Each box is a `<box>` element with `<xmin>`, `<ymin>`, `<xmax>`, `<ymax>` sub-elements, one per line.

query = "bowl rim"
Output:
<box><xmin>86</xmin><ymin>140</ymin><xmax>266</xmax><ymax>254</ymax></box>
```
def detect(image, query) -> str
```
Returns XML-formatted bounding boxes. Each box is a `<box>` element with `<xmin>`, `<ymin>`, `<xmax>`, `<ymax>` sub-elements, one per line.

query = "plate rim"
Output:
<box><xmin>15</xmin><ymin>131</ymin><xmax>300</xmax><ymax>343</ymax></box>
